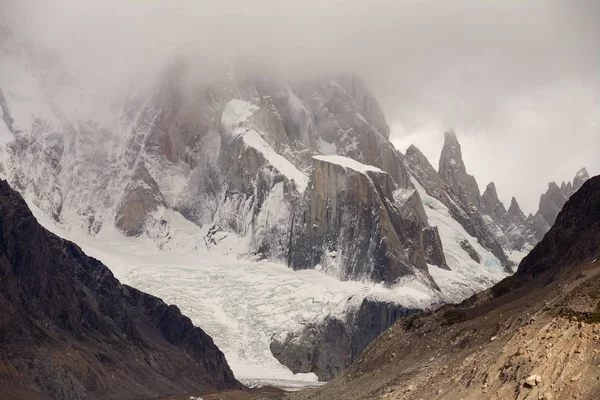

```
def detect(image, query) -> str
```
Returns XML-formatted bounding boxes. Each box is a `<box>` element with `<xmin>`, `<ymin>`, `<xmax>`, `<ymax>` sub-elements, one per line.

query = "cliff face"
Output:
<box><xmin>534</xmin><ymin>167</ymin><xmax>590</xmax><ymax>229</ymax></box>
<box><xmin>495</xmin><ymin>174</ymin><xmax>600</xmax><ymax>293</ymax></box>
<box><xmin>286</xmin><ymin>176</ymin><xmax>600</xmax><ymax>400</ymax></box>
<box><xmin>0</xmin><ymin>179</ymin><xmax>241</xmax><ymax>399</ymax></box>
<box><xmin>406</xmin><ymin>141</ymin><xmax>512</xmax><ymax>269</ymax></box>
<box><xmin>408</xmin><ymin>133</ymin><xmax>591</xmax><ymax>260</ymax></box>
<box><xmin>0</xmin><ymin>39</ymin><xmax>441</xmax><ymax>287</ymax></box>
<box><xmin>271</xmin><ymin>298</ymin><xmax>417</xmax><ymax>381</ymax></box>
<box><xmin>438</xmin><ymin>130</ymin><xmax>482</xmax><ymax>210</ymax></box>
<box><xmin>290</xmin><ymin>155</ymin><xmax>437</xmax><ymax>285</ymax></box>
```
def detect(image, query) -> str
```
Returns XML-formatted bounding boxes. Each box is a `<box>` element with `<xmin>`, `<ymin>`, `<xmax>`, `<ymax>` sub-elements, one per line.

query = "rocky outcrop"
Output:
<box><xmin>481</xmin><ymin>182</ymin><xmax>508</xmax><ymax>228</ymax></box>
<box><xmin>534</xmin><ymin>167</ymin><xmax>590</xmax><ymax>229</ymax></box>
<box><xmin>458</xmin><ymin>239</ymin><xmax>481</xmax><ymax>263</ymax></box>
<box><xmin>506</xmin><ymin>196</ymin><xmax>525</xmax><ymax>222</ymax></box>
<box><xmin>405</xmin><ymin>141</ymin><xmax>511</xmax><ymax>269</ymax></box>
<box><xmin>495</xmin><ymin>174</ymin><xmax>600</xmax><ymax>294</ymax></box>
<box><xmin>536</xmin><ymin>181</ymin><xmax>566</xmax><ymax>226</ymax></box>
<box><xmin>438</xmin><ymin>130</ymin><xmax>482</xmax><ymax>209</ymax></box>
<box><xmin>290</xmin><ymin>155</ymin><xmax>435</xmax><ymax>285</ymax></box>
<box><xmin>572</xmin><ymin>167</ymin><xmax>590</xmax><ymax>193</ymax></box>
<box><xmin>115</xmin><ymin>163</ymin><xmax>165</xmax><ymax>236</ymax></box>
<box><xmin>270</xmin><ymin>298</ymin><xmax>417</xmax><ymax>381</ymax></box>
<box><xmin>422</xmin><ymin>226</ymin><xmax>449</xmax><ymax>270</ymax></box>
<box><xmin>502</xmin><ymin>197</ymin><xmax>540</xmax><ymax>252</ymax></box>
<box><xmin>408</xmin><ymin>133</ymin><xmax>592</xmax><ymax>259</ymax></box>
<box><xmin>0</xmin><ymin>179</ymin><xmax>242</xmax><ymax>399</ymax></box>
<box><xmin>286</xmin><ymin>176</ymin><xmax>600</xmax><ymax>400</ymax></box>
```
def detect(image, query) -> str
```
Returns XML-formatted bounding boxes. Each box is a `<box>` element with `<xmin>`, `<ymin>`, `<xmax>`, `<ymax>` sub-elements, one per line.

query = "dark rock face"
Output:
<box><xmin>0</xmin><ymin>180</ymin><xmax>241</xmax><ymax>399</ymax></box>
<box><xmin>481</xmin><ymin>182</ymin><xmax>508</xmax><ymax>228</ymax></box>
<box><xmin>115</xmin><ymin>163</ymin><xmax>165</xmax><ymax>236</ymax></box>
<box><xmin>422</xmin><ymin>226</ymin><xmax>449</xmax><ymax>270</ymax></box>
<box><xmin>534</xmin><ymin>168</ymin><xmax>590</xmax><ymax>229</ymax></box>
<box><xmin>405</xmin><ymin>141</ymin><xmax>511</xmax><ymax>269</ymax></box>
<box><xmin>289</xmin><ymin>157</ymin><xmax>434</xmax><ymax>285</ymax></box>
<box><xmin>459</xmin><ymin>239</ymin><xmax>481</xmax><ymax>263</ymax></box>
<box><xmin>438</xmin><ymin>130</ymin><xmax>482</xmax><ymax>209</ymax></box>
<box><xmin>494</xmin><ymin>174</ymin><xmax>600</xmax><ymax>295</ymax></box>
<box><xmin>270</xmin><ymin>298</ymin><xmax>417</xmax><ymax>381</ymax></box>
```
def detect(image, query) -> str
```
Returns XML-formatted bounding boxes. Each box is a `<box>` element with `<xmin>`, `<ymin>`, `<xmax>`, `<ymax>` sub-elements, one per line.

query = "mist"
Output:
<box><xmin>2</xmin><ymin>0</ymin><xmax>599</xmax><ymax>213</ymax></box>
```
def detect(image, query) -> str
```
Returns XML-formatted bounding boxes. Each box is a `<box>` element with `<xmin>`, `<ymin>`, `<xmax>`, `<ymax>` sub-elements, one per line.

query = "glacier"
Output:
<box><xmin>25</xmin><ymin>191</ymin><xmax>511</xmax><ymax>387</ymax></box>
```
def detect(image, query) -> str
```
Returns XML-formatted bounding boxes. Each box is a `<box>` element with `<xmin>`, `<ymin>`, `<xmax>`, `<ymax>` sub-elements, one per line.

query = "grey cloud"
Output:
<box><xmin>2</xmin><ymin>0</ymin><xmax>599</xmax><ymax>212</ymax></box>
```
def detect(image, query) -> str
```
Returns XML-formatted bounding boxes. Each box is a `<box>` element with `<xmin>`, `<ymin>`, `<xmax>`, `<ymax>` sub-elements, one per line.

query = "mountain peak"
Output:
<box><xmin>439</xmin><ymin>129</ymin><xmax>466</xmax><ymax>175</ymax></box>
<box><xmin>507</xmin><ymin>196</ymin><xmax>526</xmax><ymax>222</ymax></box>
<box><xmin>548</xmin><ymin>181</ymin><xmax>560</xmax><ymax>191</ymax></box>
<box><xmin>405</xmin><ymin>143</ymin><xmax>421</xmax><ymax>156</ymax></box>
<box><xmin>484</xmin><ymin>182</ymin><xmax>498</xmax><ymax>197</ymax></box>
<box><xmin>444</xmin><ymin>128</ymin><xmax>458</xmax><ymax>141</ymax></box>
<box><xmin>573</xmin><ymin>167</ymin><xmax>590</xmax><ymax>191</ymax></box>
<box><xmin>577</xmin><ymin>167</ymin><xmax>589</xmax><ymax>178</ymax></box>
<box><xmin>439</xmin><ymin>130</ymin><xmax>482</xmax><ymax>208</ymax></box>
<box><xmin>508</xmin><ymin>196</ymin><xmax>521</xmax><ymax>213</ymax></box>
<box><xmin>508</xmin><ymin>175</ymin><xmax>600</xmax><ymax>287</ymax></box>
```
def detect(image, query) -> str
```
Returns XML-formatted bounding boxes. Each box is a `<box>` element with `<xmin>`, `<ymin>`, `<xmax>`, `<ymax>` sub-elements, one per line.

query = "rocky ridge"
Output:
<box><xmin>407</xmin><ymin>132</ymin><xmax>590</xmax><ymax>259</ymax></box>
<box><xmin>0</xmin><ymin>26</ymin><xmax>588</xmax><ymax>385</ymax></box>
<box><xmin>0</xmin><ymin>179</ymin><xmax>241</xmax><ymax>399</ymax></box>
<box><xmin>284</xmin><ymin>175</ymin><xmax>600</xmax><ymax>400</ymax></box>
<box><xmin>0</xmin><ymin>30</ymin><xmax>445</xmax><ymax>287</ymax></box>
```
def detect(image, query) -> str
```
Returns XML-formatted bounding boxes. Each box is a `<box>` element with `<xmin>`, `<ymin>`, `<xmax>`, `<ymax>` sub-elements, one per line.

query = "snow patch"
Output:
<box><xmin>26</xmin><ymin>197</ymin><xmax>447</xmax><ymax>388</ymax></box>
<box><xmin>508</xmin><ymin>249</ymin><xmax>528</xmax><ymax>265</ymax></box>
<box><xmin>313</xmin><ymin>155</ymin><xmax>383</xmax><ymax>175</ymax></box>
<box><xmin>411</xmin><ymin>177</ymin><xmax>510</xmax><ymax>299</ymax></box>
<box><xmin>393</xmin><ymin>187</ymin><xmax>416</xmax><ymax>205</ymax></box>
<box><xmin>243</xmin><ymin>129</ymin><xmax>308</xmax><ymax>193</ymax></box>
<box><xmin>221</xmin><ymin>99</ymin><xmax>258</xmax><ymax>132</ymax></box>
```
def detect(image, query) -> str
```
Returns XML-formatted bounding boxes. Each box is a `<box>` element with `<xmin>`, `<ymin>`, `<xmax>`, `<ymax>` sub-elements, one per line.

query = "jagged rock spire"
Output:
<box><xmin>534</xmin><ymin>168</ymin><xmax>591</xmax><ymax>228</ymax></box>
<box><xmin>507</xmin><ymin>197</ymin><xmax>525</xmax><ymax>220</ymax></box>
<box><xmin>481</xmin><ymin>182</ymin><xmax>508</xmax><ymax>227</ymax></box>
<box><xmin>573</xmin><ymin>167</ymin><xmax>590</xmax><ymax>192</ymax></box>
<box><xmin>438</xmin><ymin>129</ymin><xmax>482</xmax><ymax>209</ymax></box>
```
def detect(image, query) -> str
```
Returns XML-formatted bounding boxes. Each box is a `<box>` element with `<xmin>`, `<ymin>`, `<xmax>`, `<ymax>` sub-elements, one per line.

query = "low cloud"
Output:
<box><xmin>2</xmin><ymin>0</ymin><xmax>599</xmax><ymax>212</ymax></box>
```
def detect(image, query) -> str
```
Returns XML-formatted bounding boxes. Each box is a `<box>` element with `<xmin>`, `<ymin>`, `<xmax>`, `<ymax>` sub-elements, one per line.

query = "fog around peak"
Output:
<box><xmin>2</xmin><ymin>0</ymin><xmax>599</xmax><ymax>212</ymax></box>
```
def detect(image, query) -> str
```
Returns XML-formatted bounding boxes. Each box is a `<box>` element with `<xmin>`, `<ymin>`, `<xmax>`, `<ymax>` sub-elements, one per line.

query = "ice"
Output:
<box><xmin>411</xmin><ymin>177</ymin><xmax>510</xmax><ymax>298</ymax></box>
<box><xmin>220</xmin><ymin>99</ymin><xmax>309</xmax><ymax>193</ymax></box>
<box><xmin>313</xmin><ymin>155</ymin><xmax>383</xmax><ymax>175</ymax></box>
<box><xmin>27</xmin><ymin>200</ymin><xmax>441</xmax><ymax>387</ymax></box>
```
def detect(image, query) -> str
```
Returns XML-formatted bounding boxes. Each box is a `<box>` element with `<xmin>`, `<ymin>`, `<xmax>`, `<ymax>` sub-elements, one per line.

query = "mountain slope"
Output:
<box><xmin>0</xmin><ymin>180</ymin><xmax>242</xmax><ymax>399</ymax></box>
<box><xmin>286</xmin><ymin>175</ymin><xmax>600</xmax><ymax>400</ymax></box>
<box><xmin>0</xmin><ymin>28</ymin><xmax>442</xmax><ymax>287</ymax></box>
<box><xmin>3</xmin><ymin>25</ymin><xmax>585</xmax><ymax>386</ymax></box>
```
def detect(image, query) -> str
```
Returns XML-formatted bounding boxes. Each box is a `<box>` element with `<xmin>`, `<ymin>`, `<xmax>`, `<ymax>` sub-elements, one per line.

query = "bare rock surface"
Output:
<box><xmin>0</xmin><ymin>180</ymin><xmax>242</xmax><ymax>399</ymax></box>
<box><xmin>284</xmin><ymin>176</ymin><xmax>600</xmax><ymax>400</ymax></box>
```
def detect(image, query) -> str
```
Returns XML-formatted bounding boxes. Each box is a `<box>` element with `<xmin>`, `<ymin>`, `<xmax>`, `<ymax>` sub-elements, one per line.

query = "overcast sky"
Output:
<box><xmin>2</xmin><ymin>0</ymin><xmax>599</xmax><ymax>213</ymax></box>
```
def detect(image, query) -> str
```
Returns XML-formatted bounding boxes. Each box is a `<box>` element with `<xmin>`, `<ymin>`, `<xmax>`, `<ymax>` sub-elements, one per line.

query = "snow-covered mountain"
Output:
<box><xmin>0</xmin><ymin>26</ymin><xmax>586</xmax><ymax>383</ymax></box>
